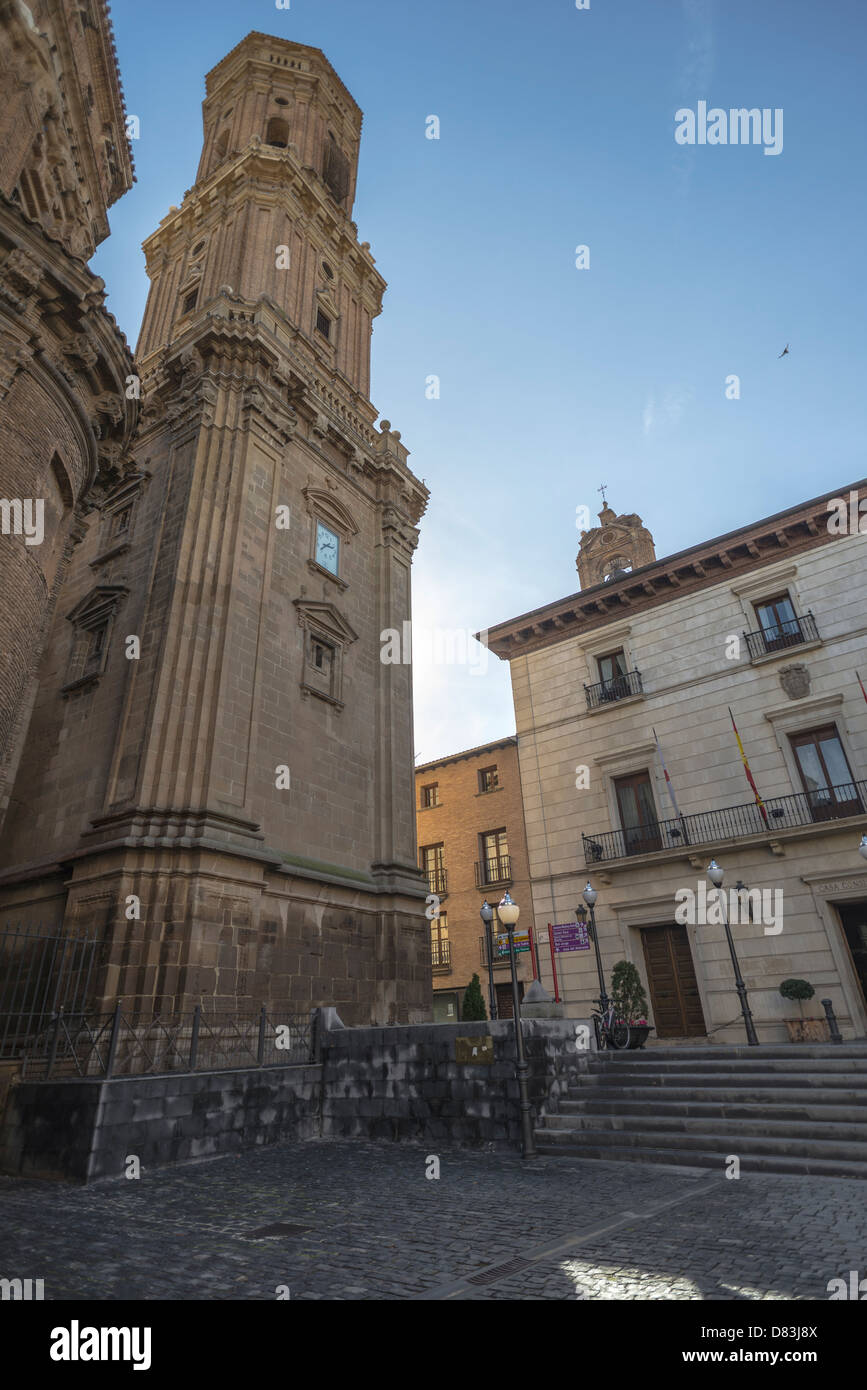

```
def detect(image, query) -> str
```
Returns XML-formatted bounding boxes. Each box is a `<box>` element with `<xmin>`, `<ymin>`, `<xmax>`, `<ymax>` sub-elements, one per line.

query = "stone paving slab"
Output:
<box><xmin>0</xmin><ymin>1138</ymin><xmax>864</xmax><ymax>1300</ymax></box>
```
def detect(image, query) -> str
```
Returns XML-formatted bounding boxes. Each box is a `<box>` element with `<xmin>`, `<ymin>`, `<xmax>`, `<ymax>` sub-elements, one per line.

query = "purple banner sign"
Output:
<box><xmin>551</xmin><ymin>922</ymin><xmax>590</xmax><ymax>952</ymax></box>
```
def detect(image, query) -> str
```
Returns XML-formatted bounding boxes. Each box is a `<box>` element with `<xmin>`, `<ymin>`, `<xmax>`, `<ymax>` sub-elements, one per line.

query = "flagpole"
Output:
<box><xmin>653</xmin><ymin>726</ymin><xmax>688</xmax><ymax>844</ymax></box>
<box><xmin>729</xmin><ymin>707</ymin><xmax>769</xmax><ymax>827</ymax></box>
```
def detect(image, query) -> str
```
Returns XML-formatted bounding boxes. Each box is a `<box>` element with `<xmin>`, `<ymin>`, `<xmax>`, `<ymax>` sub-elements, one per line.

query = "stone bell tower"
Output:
<box><xmin>576</xmin><ymin>499</ymin><xmax>656</xmax><ymax>588</ymax></box>
<box><xmin>0</xmin><ymin>34</ymin><xmax>431</xmax><ymax>1026</ymax></box>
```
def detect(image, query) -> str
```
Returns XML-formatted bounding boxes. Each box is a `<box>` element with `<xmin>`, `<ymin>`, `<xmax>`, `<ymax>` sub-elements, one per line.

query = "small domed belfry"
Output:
<box><xmin>576</xmin><ymin>500</ymin><xmax>656</xmax><ymax>588</ymax></box>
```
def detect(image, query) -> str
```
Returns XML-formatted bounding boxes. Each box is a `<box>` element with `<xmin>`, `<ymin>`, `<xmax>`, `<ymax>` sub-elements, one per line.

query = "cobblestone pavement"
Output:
<box><xmin>0</xmin><ymin>1140</ymin><xmax>864</xmax><ymax>1300</ymax></box>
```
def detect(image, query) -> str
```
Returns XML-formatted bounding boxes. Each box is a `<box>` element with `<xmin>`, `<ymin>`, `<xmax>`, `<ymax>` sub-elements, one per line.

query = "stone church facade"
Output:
<box><xmin>0</xmin><ymin>31</ymin><xmax>431</xmax><ymax>1025</ymax></box>
<box><xmin>0</xmin><ymin>0</ymin><xmax>136</xmax><ymax>828</ymax></box>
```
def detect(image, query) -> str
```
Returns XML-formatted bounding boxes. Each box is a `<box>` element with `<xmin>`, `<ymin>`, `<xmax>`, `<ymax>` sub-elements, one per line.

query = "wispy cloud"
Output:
<box><xmin>643</xmin><ymin>385</ymin><xmax>693</xmax><ymax>435</ymax></box>
<box><xmin>674</xmin><ymin>0</ymin><xmax>716</xmax><ymax>194</ymax></box>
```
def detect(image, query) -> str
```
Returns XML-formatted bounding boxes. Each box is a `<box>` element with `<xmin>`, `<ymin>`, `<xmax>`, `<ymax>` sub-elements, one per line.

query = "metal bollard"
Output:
<box><xmin>821</xmin><ymin>998</ymin><xmax>843</xmax><ymax>1045</ymax></box>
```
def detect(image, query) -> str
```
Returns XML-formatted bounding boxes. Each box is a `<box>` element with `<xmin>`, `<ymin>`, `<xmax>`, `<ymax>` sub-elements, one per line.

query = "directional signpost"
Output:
<box><xmin>546</xmin><ymin>921</ymin><xmax>591</xmax><ymax>1001</ymax></box>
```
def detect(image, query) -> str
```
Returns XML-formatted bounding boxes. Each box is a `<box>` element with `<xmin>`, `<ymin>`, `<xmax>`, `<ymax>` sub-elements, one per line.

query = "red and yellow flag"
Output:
<box><xmin>729</xmin><ymin>707</ymin><xmax>769</xmax><ymax>826</ymax></box>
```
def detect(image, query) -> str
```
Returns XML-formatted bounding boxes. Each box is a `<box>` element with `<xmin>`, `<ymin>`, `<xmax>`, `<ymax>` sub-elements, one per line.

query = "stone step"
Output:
<box><xmin>588</xmin><ymin>1056</ymin><xmax>867</xmax><ymax>1074</ymax></box>
<box><xmin>604</xmin><ymin>1044</ymin><xmax>867</xmax><ymax>1061</ymax></box>
<box><xmin>566</xmin><ymin>1083</ymin><xmax>867</xmax><ymax>1107</ymax></box>
<box><xmin>543</xmin><ymin>1112</ymin><xmax>867</xmax><ymax>1144</ymax></box>
<box><xmin>532</xmin><ymin>1135</ymin><xmax>867</xmax><ymax>1180</ymax></box>
<box><xmin>559</xmin><ymin>1096</ymin><xmax>867</xmax><ymax>1123</ymax></box>
<box><xmin>535</xmin><ymin>1123</ymin><xmax>867</xmax><ymax>1163</ymax></box>
<box><xmin>575</xmin><ymin>1069</ymin><xmax>867</xmax><ymax>1090</ymax></box>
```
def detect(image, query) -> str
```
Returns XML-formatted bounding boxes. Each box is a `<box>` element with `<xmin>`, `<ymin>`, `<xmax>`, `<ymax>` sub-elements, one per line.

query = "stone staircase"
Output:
<box><xmin>535</xmin><ymin>1043</ymin><xmax>867</xmax><ymax>1178</ymax></box>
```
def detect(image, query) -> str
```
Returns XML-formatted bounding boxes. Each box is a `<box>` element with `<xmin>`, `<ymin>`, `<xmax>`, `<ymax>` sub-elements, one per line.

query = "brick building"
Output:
<box><xmin>415</xmin><ymin>738</ymin><xmax>535</xmax><ymax>1022</ymax></box>
<box><xmin>0</xmin><ymin>0</ymin><xmax>136</xmax><ymax>829</ymax></box>
<box><xmin>486</xmin><ymin>488</ymin><xmax>867</xmax><ymax>1043</ymax></box>
<box><xmin>0</xmin><ymin>33</ymin><xmax>431</xmax><ymax>1026</ymax></box>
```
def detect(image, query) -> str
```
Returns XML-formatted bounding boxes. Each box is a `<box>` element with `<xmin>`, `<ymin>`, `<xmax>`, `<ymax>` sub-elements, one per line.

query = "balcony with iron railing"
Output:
<box><xmin>423</xmin><ymin>866</ymin><xmax>448</xmax><ymax>896</ymax></box>
<box><xmin>744</xmin><ymin>611</ymin><xmax>819</xmax><ymax>661</ymax></box>
<box><xmin>584</xmin><ymin>668</ymin><xmax>643</xmax><ymax>711</ymax></box>
<box><xmin>582</xmin><ymin>780</ymin><xmax>867</xmax><ymax>864</ymax></box>
<box><xmin>474</xmin><ymin>854</ymin><xmax>512</xmax><ymax>888</ymax></box>
<box><xmin>431</xmin><ymin>940</ymin><xmax>451</xmax><ymax>973</ymax></box>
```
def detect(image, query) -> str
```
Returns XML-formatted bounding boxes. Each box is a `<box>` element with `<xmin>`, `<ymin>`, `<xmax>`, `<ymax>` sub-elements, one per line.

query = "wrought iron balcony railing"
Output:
<box><xmin>423</xmin><ymin>866</ymin><xmax>448</xmax><ymax>895</ymax></box>
<box><xmin>584</xmin><ymin>668</ymin><xmax>643</xmax><ymax>710</ymax></box>
<box><xmin>431</xmin><ymin>940</ymin><xmax>451</xmax><ymax>971</ymax></box>
<box><xmin>474</xmin><ymin>854</ymin><xmax>512</xmax><ymax>888</ymax></box>
<box><xmin>744</xmin><ymin>611</ymin><xmax>819</xmax><ymax>660</ymax></box>
<box><xmin>582</xmin><ymin>779</ymin><xmax>867</xmax><ymax>864</ymax></box>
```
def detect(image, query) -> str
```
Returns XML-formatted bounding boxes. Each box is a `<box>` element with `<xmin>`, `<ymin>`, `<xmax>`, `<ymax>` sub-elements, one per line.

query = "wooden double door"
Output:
<box><xmin>641</xmin><ymin>924</ymin><xmax>706</xmax><ymax>1038</ymax></box>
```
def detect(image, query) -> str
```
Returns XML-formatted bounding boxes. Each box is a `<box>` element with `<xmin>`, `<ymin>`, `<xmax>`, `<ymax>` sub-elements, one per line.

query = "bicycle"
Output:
<box><xmin>591</xmin><ymin>998</ymin><xmax>631</xmax><ymax>1050</ymax></box>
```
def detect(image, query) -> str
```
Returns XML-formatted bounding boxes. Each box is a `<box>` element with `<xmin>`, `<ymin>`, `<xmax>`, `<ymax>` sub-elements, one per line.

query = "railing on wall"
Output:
<box><xmin>19</xmin><ymin>1004</ymin><xmax>315</xmax><ymax>1081</ymax></box>
<box><xmin>0</xmin><ymin>924</ymin><xmax>102</xmax><ymax>1060</ymax></box>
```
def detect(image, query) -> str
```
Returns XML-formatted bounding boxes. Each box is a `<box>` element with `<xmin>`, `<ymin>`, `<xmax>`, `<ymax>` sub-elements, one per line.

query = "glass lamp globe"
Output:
<box><xmin>498</xmin><ymin>891</ymin><xmax>520</xmax><ymax>926</ymax></box>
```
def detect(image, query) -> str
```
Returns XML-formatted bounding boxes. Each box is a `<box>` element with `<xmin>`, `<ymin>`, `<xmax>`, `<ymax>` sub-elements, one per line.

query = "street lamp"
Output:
<box><xmin>479</xmin><ymin>900</ymin><xmax>497</xmax><ymax>1020</ymax></box>
<box><xmin>706</xmin><ymin>859</ymin><xmax>759</xmax><ymax>1046</ymax></box>
<box><xmin>498</xmin><ymin>891</ymin><xmax>537</xmax><ymax>1160</ymax></box>
<box><xmin>859</xmin><ymin>835</ymin><xmax>867</xmax><ymax>862</ymax></box>
<box><xmin>577</xmin><ymin>881</ymin><xmax>609</xmax><ymax>1015</ymax></box>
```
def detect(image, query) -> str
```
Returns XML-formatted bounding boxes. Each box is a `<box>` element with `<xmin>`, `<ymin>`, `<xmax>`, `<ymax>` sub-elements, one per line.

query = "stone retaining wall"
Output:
<box><xmin>322</xmin><ymin>1018</ymin><xmax>583</xmax><ymax>1147</ymax></box>
<box><xmin>0</xmin><ymin>1064</ymin><xmax>323</xmax><ymax>1181</ymax></box>
<box><xmin>0</xmin><ymin>1018</ymin><xmax>587</xmax><ymax>1180</ymax></box>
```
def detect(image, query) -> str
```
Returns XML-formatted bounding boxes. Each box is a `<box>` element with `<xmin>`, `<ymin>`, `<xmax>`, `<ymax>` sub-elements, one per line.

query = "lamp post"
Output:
<box><xmin>707</xmin><ymin>859</ymin><xmax>759</xmax><ymax>1046</ymax></box>
<box><xmin>577</xmin><ymin>881</ymin><xmax>609</xmax><ymax>1014</ymax></box>
<box><xmin>479</xmin><ymin>900</ymin><xmax>497</xmax><ymax>1020</ymax></box>
<box><xmin>498</xmin><ymin>891</ymin><xmax>537</xmax><ymax>1160</ymax></box>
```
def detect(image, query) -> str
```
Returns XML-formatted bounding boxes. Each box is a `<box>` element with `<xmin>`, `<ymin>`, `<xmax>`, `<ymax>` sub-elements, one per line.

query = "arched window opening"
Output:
<box><xmin>265</xmin><ymin>118</ymin><xmax>289</xmax><ymax>149</ymax></box>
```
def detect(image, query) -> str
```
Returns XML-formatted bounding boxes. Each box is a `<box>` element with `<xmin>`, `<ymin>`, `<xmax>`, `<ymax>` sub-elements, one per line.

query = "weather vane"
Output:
<box><xmin>598</xmin><ymin>483</ymin><xmax>608</xmax><ymax>505</ymax></box>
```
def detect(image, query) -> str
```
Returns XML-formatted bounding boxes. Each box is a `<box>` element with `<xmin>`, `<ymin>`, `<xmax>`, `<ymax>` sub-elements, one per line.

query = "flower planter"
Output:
<box><xmin>784</xmin><ymin>1017</ymin><xmax>830</xmax><ymax>1043</ymax></box>
<box><xmin>626</xmin><ymin>1024</ymin><xmax>651</xmax><ymax>1050</ymax></box>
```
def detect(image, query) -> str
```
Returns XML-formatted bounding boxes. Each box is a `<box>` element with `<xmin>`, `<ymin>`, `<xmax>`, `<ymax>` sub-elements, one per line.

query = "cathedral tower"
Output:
<box><xmin>0</xmin><ymin>34</ymin><xmax>431</xmax><ymax>1025</ymax></box>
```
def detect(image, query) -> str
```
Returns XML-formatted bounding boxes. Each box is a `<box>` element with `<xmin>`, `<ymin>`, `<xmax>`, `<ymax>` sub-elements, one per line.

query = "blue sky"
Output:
<box><xmin>96</xmin><ymin>0</ymin><xmax>867</xmax><ymax>764</ymax></box>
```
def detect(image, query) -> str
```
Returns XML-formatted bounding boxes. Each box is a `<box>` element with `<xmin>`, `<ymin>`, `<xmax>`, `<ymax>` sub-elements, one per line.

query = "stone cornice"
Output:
<box><xmin>485</xmin><ymin>482</ymin><xmax>867</xmax><ymax>659</ymax></box>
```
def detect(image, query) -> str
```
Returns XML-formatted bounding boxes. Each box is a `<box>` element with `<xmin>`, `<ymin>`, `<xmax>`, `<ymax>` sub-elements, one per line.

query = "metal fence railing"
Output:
<box><xmin>19</xmin><ymin>1004</ymin><xmax>315</xmax><ymax>1081</ymax></box>
<box><xmin>0</xmin><ymin>924</ymin><xmax>102</xmax><ymax>1060</ymax></box>
<box><xmin>584</xmin><ymin>667</ymin><xmax>644</xmax><ymax>710</ymax></box>
<box><xmin>744</xmin><ymin>611</ymin><xmax>819</xmax><ymax>660</ymax></box>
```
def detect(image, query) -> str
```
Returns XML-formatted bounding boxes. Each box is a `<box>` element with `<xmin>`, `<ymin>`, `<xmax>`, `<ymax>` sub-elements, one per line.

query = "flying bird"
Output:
<box><xmin>778</xmin><ymin>344</ymin><xmax>789</xmax><ymax>358</ymax></box>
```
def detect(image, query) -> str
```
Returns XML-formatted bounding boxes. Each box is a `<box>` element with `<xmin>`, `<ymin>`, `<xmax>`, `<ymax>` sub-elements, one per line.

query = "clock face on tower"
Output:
<box><xmin>315</xmin><ymin>521</ymin><xmax>340</xmax><ymax>575</ymax></box>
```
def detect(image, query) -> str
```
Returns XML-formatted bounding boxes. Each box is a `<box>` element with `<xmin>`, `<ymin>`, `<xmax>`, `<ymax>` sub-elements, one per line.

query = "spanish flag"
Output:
<box><xmin>729</xmin><ymin>707</ymin><xmax>769</xmax><ymax>826</ymax></box>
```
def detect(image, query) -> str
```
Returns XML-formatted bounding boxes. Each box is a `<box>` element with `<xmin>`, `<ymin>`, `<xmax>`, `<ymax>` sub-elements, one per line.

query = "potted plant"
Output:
<box><xmin>611</xmin><ymin>960</ymin><xmax>653</xmax><ymax>1049</ymax></box>
<box><xmin>461</xmin><ymin>973</ymin><xmax>487</xmax><ymax>1021</ymax></box>
<box><xmin>779</xmin><ymin>978</ymin><xmax>829</xmax><ymax>1042</ymax></box>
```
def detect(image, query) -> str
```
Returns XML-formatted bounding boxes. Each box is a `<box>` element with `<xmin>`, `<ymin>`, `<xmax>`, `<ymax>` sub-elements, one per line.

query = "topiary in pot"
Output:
<box><xmin>611</xmin><ymin>960</ymin><xmax>649</xmax><ymax>1025</ymax></box>
<box><xmin>779</xmin><ymin>978</ymin><xmax>827</xmax><ymax>1042</ymax></box>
